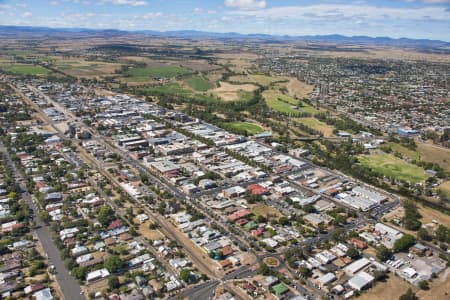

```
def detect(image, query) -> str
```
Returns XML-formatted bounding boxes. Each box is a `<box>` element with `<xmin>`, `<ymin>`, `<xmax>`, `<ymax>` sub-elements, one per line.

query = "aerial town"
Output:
<box><xmin>0</xmin><ymin>1</ymin><xmax>449</xmax><ymax>300</ymax></box>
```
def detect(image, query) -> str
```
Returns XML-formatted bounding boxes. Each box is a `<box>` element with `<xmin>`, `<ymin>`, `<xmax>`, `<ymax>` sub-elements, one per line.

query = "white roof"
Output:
<box><xmin>348</xmin><ymin>271</ymin><xmax>374</xmax><ymax>291</ymax></box>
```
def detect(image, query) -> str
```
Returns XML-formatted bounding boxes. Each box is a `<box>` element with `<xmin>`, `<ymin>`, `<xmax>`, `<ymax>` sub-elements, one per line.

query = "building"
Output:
<box><xmin>344</xmin><ymin>258</ymin><xmax>371</xmax><ymax>276</ymax></box>
<box><xmin>347</xmin><ymin>271</ymin><xmax>374</xmax><ymax>291</ymax></box>
<box><xmin>317</xmin><ymin>272</ymin><xmax>336</xmax><ymax>288</ymax></box>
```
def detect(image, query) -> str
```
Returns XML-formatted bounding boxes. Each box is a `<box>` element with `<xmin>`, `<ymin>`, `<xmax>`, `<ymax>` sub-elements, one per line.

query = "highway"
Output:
<box><xmin>0</xmin><ymin>142</ymin><xmax>85</xmax><ymax>300</ymax></box>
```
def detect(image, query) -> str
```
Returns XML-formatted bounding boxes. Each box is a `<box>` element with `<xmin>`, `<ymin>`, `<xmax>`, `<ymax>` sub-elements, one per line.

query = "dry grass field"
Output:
<box><xmin>251</xmin><ymin>204</ymin><xmax>282</xmax><ymax>219</ymax></box>
<box><xmin>416</xmin><ymin>142</ymin><xmax>450</xmax><ymax>173</ymax></box>
<box><xmin>286</xmin><ymin>78</ymin><xmax>314</xmax><ymax>99</ymax></box>
<box><xmin>356</xmin><ymin>274</ymin><xmax>411</xmax><ymax>300</ymax></box>
<box><xmin>212</xmin><ymin>81</ymin><xmax>258</xmax><ymax>101</ymax></box>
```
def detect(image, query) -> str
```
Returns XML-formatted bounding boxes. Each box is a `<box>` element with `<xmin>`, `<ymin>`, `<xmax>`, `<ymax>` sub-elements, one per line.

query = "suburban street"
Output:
<box><xmin>0</xmin><ymin>142</ymin><xmax>85</xmax><ymax>300</ymax></box>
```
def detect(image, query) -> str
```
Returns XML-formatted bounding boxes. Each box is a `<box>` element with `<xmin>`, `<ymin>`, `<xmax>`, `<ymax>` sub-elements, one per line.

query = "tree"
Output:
<box><xmin>108</xmin><ymin>275</ymin><xmax>120</xmax><ymax>290</ymax></box>
<box><xmin>373</xmin><ymin>270</ymin><xmax>388</xmax><ymax>282</ymax></box>
<box><xmin>394</xmin><ymin>234</ymin><xmax>416</xmax><ymax>253</ymax></box>
<box><xmin>399</xmin><ymin>288</ymin><xmax>419</xmax><ymax>300</ymax></box>
<box><xmin>71</xmin><ymin>266</ymin><xmax>87</xmax><ymax>280</ymax></box>
<box><xmin>278</xmin><ymin>216</ymin><xmax>290</xmax><ymax>226</ymax></box>
<box><xmin>180</xmin><ymin>268</ymin><xmax>191</xmax><ymax>283</ymax></box>
<box><xmin>104</xmin><ymin>255</ymin><xmax>124</xmax><ymax>274</ymax></box>
<box><xmin>258</xmin><ymin>263</ymin><xmax>270</xmax><ymax>275</ymax></box>
<box><xmin>418</xmin><ymin>280</ymin><xmax>429</xmax><ymax>290</ymax></box>
<box><xmin>376</xmin><ymin>245</ymin><xmax>392</xmax><ymax>262</ymax></box>
<box><xmin>298</xmin><ymin>265</ymin><xmax>311</xmax><ymax>278</ymax></box>
<box><xmin>346</xmin><ymin>247</ymin><xmax>360</xmax><ymax>259</ymax></box>
<box><xmin>417</xmin><ymin>228</ymin><xmax>431</xmax><ymax>241</ymax></box>
<box><xmin>98</xmin><ymin>205</ymin><xmax>115</xmax><ymax>227</ymax></box>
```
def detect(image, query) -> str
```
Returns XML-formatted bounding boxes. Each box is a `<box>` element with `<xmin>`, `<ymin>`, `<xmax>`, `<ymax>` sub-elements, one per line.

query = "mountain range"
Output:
<box><xmin>1</xmin><ymin>25</ymin><xmax>449</xmax><ymax>48</ymax></box>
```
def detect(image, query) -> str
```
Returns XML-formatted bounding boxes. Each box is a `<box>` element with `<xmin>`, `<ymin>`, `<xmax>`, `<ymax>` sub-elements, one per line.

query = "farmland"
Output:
<box><xmin>185</xmin><ymin>76</ymin><xmax>214</xmax><ymax>91</ymax></box>
<box><xmin>359</xmin><ymin>154</ymin><xmax>429</xmax><ymax>183</ymax></box>
<box><xmin>125</xmin><ymin>66</ymin><xmax>191</xmax><ymax>80</ymax></box>
<box><xmin>0</xmin><ymin>63</ymin><xmax>50</xmax><ymax>76</ymax></box>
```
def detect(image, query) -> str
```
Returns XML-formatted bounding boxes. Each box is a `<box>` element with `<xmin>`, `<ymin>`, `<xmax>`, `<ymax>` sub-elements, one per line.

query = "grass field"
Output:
<box><xmin>386</xmin><ymin>142</ymin><xmax>420</xmax><ymax>161</ymax></box>
<box><xmin>264</xmin><ymin>90</ymin><xmax>298</xmax><ymax>113</ymax></box>
<box><xmin>356</xmin><ymin>274</ymin><xmax>410</xmax><ymax>300</ymax></box>
<box><xmin>437</xmin><ymin>181</ymin><xmax>450</xmax><ymax>197</ymax></box>
<box><xmin>417</xmin><ymin>142</ymin><xmax>450</xmax><ymax>173</ymax></box>
<box><xmin>140</xmin><ymin>83</ymin><xmax>191</xmax><ymax>97</ymax></box>
<box><xmin>229</xmin><ymin>122</ymin><xmax>264</xmax><ymax>135</ymax></box>
<box><xmin>185</xmin><ymin>76</ymin><xmax>213</xmax><ymax>91</ymax></box>
<box><xmin>295</xmin><ymin>117</ymin><xmax>335</xmax><ymax>136</ymax></box>
<box><xmin>249</xmin><ymin>74</ymin><xmax>288</xmax><ymax>86</ymax></box>
<box><xmin>359</xmin><ymin>154</ymin><xmax>429</xmax><ymax>183</ymax></box>
<box><xmin>125</xmin><ymin>66</ymin><xmax>191</xmax><ymax>80</ymax></box>
<box><xmin>0</xmin><ymin>64</ymin><xmax>50</xmax><ymax>76</ymax></box>
<box><xmin>54</xmin><ymin>60</ymin><xmax>122</xmax><ymax>77</ymax></box>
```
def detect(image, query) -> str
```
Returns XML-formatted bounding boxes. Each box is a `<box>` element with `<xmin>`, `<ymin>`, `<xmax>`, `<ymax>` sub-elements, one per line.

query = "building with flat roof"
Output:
<box><xmin>347</xmin><ymin>271</ymin><xmax>374</xmax><ymax>291</ymax></box>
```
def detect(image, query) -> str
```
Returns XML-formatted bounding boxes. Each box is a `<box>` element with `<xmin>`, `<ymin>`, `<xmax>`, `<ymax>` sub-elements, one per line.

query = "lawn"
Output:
<box><xmin>295</xmin><ymin>117</ymin><xmax>335</xmax><ymax>136</ymax></box>
<box><xmin>229</xmin><ymin>122</ymin><xmax>264</xmax><ymax>135</ymax></box>
<box><xmin>1</xmin><ymin>64</ymin><xmax>50</xmax><ymax>76</ymax></box>
<box><xmin>264</xmin><ymin>90</ymin><xmax>319</xmax><ymax>114</ymax></box>
<box><xmin>264</xmin><ymin>90</ymin><xmax>298</xmax><ymax>114</ymax></box>
<box><xmin>125</xmin><ymin>65</ymin><xmax>191</xmax><ymax>79</ymax></box>
<box><xmin>359</xmin><ymin>154</ymin><xmax>429</xmax><ymax>183</ymax></box>
<box><xmin>185</xmin><ymin>76</ymin><xmax>213</xmax><ymax>91</ymax></box>
<box><xmin>139</xmin><ymin>83</ymin><xmax>191</xmax><ymax>97</ymax></box>
<box><xmin>249</xmin><ymin>74</ymin><xmax>288</xmax><ymax>86</ymax></box>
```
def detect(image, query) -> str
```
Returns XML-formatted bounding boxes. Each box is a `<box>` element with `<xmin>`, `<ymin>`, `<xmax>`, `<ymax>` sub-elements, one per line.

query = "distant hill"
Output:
<box><xmin>1</xmin><ymin>25</ymin><xmax>449</xmax><ymax>48</ymax></box>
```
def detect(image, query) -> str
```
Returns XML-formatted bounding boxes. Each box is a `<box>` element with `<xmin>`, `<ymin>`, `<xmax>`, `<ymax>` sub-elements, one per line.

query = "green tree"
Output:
<box><xmin>346</xmin><ymin>247</ymin><xmax>360</xmax><ymax>259</ymax></box>
<box><xmin>98</xmin><ymin>205</ymin><xmax>115</xmax><ymax>227</ymax></box>
<box><xmin>104</xmin><ymin>255</ymin><xmax>124</xmax><ymax>274</ymax></box>
<box><xmin>108</xmin><ymin>275</ymin><xmax>120</xmax><ymax>290</ymax></box>
<box><xmin>180</xmin><ymin>269</ymin><xmax>191</xmax><ymax>283</ymax></box>
<box><xmin>394</xmin><ymin>234</ymin><xmax>416</xmax><ymax>252</ymax></box>
<box><xmin>418</xmin><ymin>280</ymin><xmax>429</xmax><ymax>290</ymax></box>
<box><xmin>417</xmin><ymin>228</ymin><xmax>431</xmax><ymax>241</ymax></box>
<box><xmin>399</xmin><ymin>288</ymin><xmax>419</xmax><ymax>300</ymax></box>
<box><xmin>71</xmin><ymin>266</ymin><xmax>87</xmax><ymax>280</ymax></box>
<box><xmin>258</xmin><ymin>263</ymin><xmax>270</xmax><ymax>275</ymax></box>
<box><xmin>376</xmin><ymin>245</ymin><xmax>392</xmax><ymax>262</ymax></box>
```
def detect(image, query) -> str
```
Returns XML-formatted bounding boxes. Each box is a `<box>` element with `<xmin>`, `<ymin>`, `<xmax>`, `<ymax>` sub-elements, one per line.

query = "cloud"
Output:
<box><xmin>224</xmin><ymin>0</ymin><xmax>266</xmax><ymax>10</ymax></box>
<box><xmin>110</xmin><ymin>0</ymin><xmax>146</xmax><ymax>6</ymax></box>
<box><xmin>22</xmin><ymin>11</ymin><xmax>32</xmax><ymax>18</ymax></box>
<box><xmin>143</xmin><ymin>12</ymin><xmax>162</xmax><ymax>19</ymax></box>
<box><xmin>232</xmin><ymin>4</ymin><xmax>450</xmax><ymax>21</ymax></box>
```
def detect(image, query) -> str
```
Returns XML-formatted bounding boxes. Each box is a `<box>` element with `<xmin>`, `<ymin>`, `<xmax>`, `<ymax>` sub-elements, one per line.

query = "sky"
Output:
<box><xmin>0</xmin><ymin>0</ymin><xmax>449</xmax><ymax>41</ymax></box>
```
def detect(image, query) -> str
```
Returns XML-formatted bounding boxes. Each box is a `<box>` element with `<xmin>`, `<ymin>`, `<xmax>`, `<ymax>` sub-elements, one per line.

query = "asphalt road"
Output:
<box><xmin>0</xmin><ymin>142</ymin><xmax>85</xmax><ymax>300</ymax></box>
<box><xmin>170</xmin><ymin>280</ymin><xmax>220</xmax><ymax>300</ymax></box>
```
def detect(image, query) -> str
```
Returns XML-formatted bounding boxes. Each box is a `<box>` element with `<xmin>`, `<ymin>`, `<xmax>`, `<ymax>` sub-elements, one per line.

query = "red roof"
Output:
<box><xmin>221</xmin><ymin>245</ymin><xmax>233</xmax><ymax>257</ymax></box>
<box><xmin>228</xmin><ymin>209</ymin><xmax>252</xmax><ymax>222</ymax></box>
<box><xmin>251</xmin><ymin>227</ymin><xmax>264</xmax><ymax>237</ymax></box>
<box><xmin>248</xmin><ymin>184</ymin><xmax>269</xmax><ymax>196</ymax></box>
<box><xmin>107</xmin><ymin>219</ymin><xmax>122</xmax><ymax>230</ymax></box>
<box><xmin>236</xmin><ymin>219</ymin><xmax>248</xmax><ymax>226</ymax></box>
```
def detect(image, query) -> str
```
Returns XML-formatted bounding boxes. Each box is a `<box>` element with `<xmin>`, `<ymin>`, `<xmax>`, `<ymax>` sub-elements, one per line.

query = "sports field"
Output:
<box><xmin>229</xmin><ymin>122</ymin><xmax>264</xmax><ymax>135</ymax></box>
<box><xmin>359</xmin><ymin>154</ymin><xmax>429</xmax><ymax>183</ymax></box>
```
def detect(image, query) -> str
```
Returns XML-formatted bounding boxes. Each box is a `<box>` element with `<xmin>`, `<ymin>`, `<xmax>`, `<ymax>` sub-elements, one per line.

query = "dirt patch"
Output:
<box><xmin>138</xmin><ymin>221</ymin><xmax>164</xmax><ymax>241</ymax></box>
<box><xmin>417</xmin><ymin>268</ymin><xmax>450</xmax><ymax>300</ymax></box>
<box><xmin>418</xmin><ymin>204</ymin><xmax>450</xmax><ymax>226</ymax></box>
<box><xmin>250</xmin><ymin>204</ymin><xmax>282</xmax><ymax>219</ymax></box>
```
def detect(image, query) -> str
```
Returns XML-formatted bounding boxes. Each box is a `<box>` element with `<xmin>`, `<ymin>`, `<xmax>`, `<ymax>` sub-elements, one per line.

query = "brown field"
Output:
<box><xmin>286</xmin><ymin>78</ymin><xmax>314</xmax><ymax>99</ymax></box>
<box><xmin>250</xmin><ymin>204</ymin><xmax>282</xmax><ymax>219</ymax></box>
<box><xmin>438</xmin><ymin>180</ymin><xmax>450</xmax><ymax>197</ymax></box>
<box><xmin>416</xmin><ymin>142</ymin><xmax>450</xmax><ymax>173</ymax></box>
<box><xmin>356</xmin><ymin>274</ymin><xmax>411</xmax><ymax>300</ymax></box>
<box><xmin>138</xmin><ymin>221</ymin><xmax>164</xmax><ymax>241</ymax></box>
<box><xmin>417</xmin><ymin>268</ymin><xmax>450</xmax><ymax>300</ymax></box>
<box><xmin>418</xmin><ymin>204</ymin><xmax>450</xmax><ymax>226</ymax></box>
<box><xmin>212</xmin><ymin>81</ymin><xmax>258</xmax><ymax>101</ymax></box>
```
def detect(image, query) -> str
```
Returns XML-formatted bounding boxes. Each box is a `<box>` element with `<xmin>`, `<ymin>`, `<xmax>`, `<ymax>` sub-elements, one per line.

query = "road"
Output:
<box><xmin>0</xmin><ymin>142</ymin><xmax>85</xmax><ymax>300</ymax></box>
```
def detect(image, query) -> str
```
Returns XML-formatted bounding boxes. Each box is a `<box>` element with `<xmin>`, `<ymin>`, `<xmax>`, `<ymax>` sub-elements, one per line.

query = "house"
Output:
<box><xmin>347</xmin><ymin>271</ymin><xmax>374</xmax><ymax>291</ymax></box>
<box><xmin>316</xmin><ymin>272</ymin><xmax>336</xmax><ymax>288</ymax></box>
<box><xmin>351</xmin><ymin>238</ymin><xmax>367</xmax><ymax>250</ymax></box>
<box><xmin>247</xmin><ymin>184</ymin><xmax>269</xmax><ymax>196</ymax></box>
<box><xmin>86</xmin><ymin>268</ymin><xmax>110</xmax><ymax>283</ymax></box>
<box><xmin>223</xmin><ymin>186</ymin><xmax>246</xmax><ymax>198</ymax></box>
<box><xmin>228</xmin><ymin>209</ymin><xmax>252</xmax><ymax>222</ymax></box>
<box><xmin>33</xmin><ymin>288</ymin><xmax>53</xmax><ymax>300</ymax></box>
<box><xmin>344</xmin><ymin>258</ymin><xmax>371</xmax><ymax>276</ymax></box>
